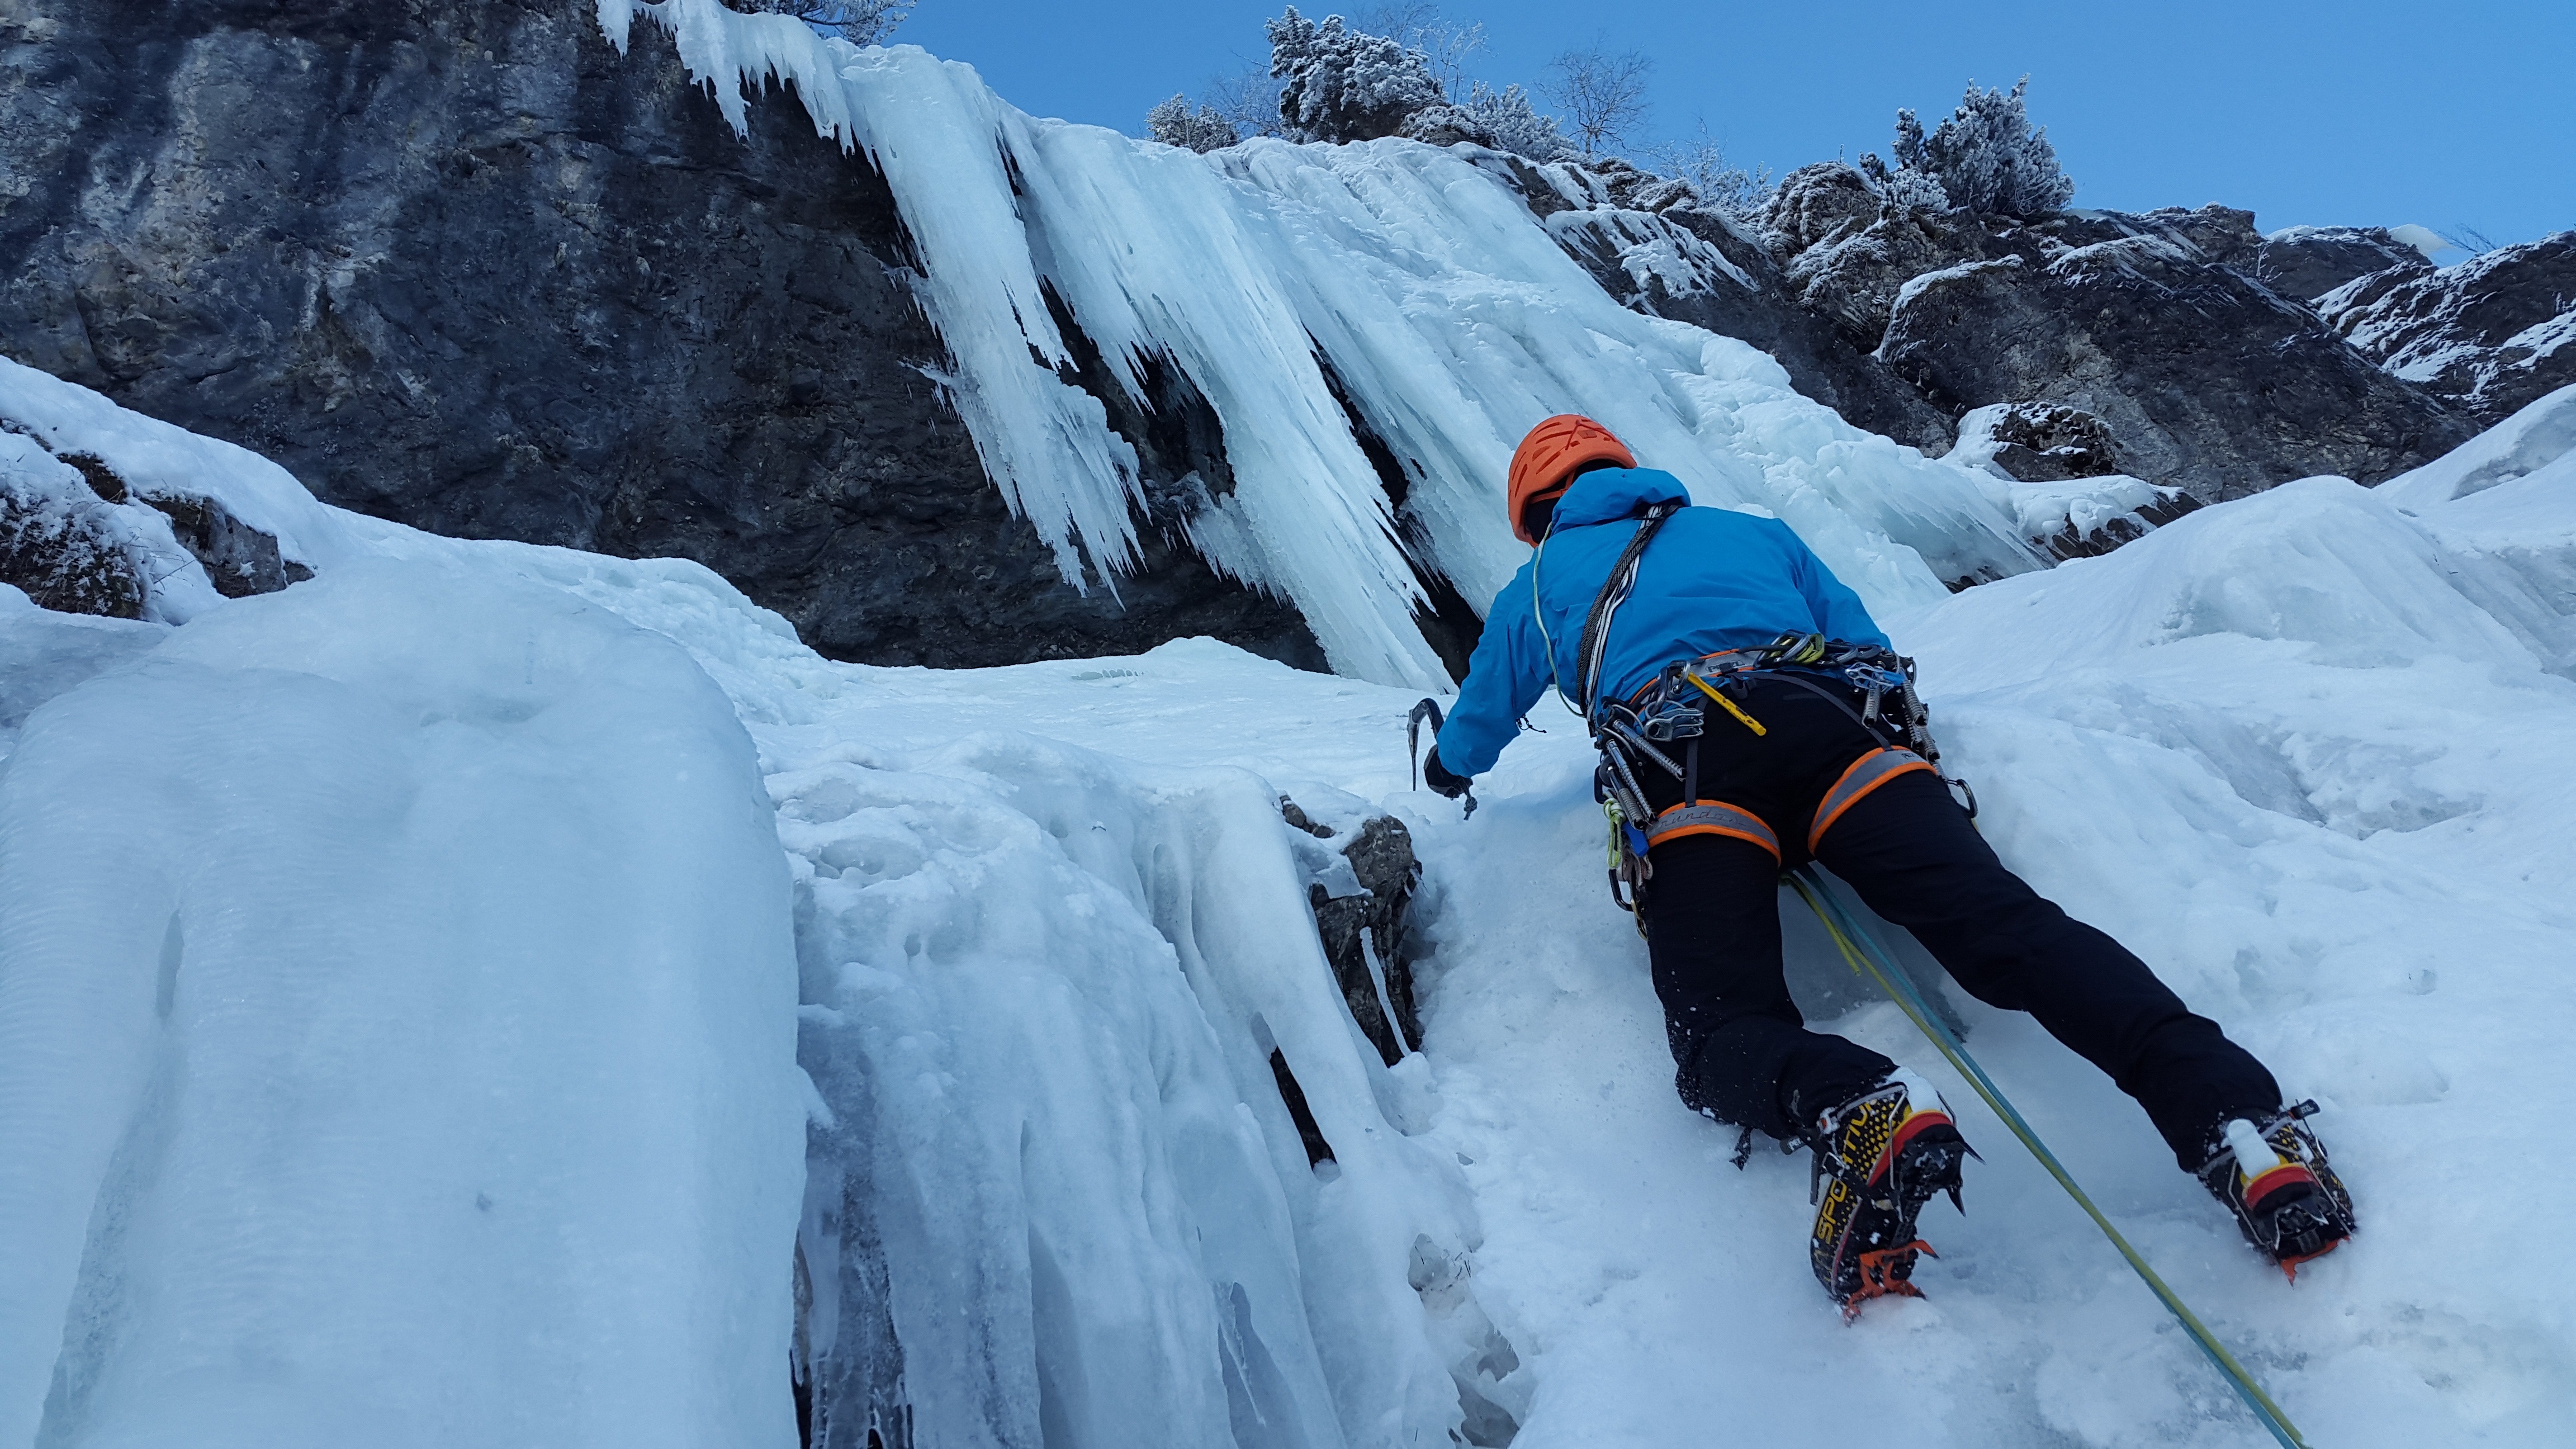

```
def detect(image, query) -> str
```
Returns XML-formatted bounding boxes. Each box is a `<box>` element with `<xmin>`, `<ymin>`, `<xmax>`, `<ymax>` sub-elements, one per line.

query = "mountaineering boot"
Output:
<box><xmin>1807</xmin><ymin>1068</ymin><xmax>1972</xmax><ymax>1315</ymax></box>
<box><xmin>2197</xmin><ymin>1101</ymin><xmax>2356</xmax><ymax>1280</ymax></box>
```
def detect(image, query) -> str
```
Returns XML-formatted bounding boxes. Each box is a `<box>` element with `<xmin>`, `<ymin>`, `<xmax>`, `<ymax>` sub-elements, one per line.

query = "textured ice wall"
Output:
<box><xmin>0</xmin><ymin>358</ymin><xmax>1499</xmax><ymax>1448</ymax></box>
<box><xmin>0</xmin><ymin>559</ymin><xmax>806</xmax><ymax>1449</ymax></box>
<box><xmin>594</xmin><ymin>0</ymin><xmax>2055</xmax><ymax>687</ymax></box>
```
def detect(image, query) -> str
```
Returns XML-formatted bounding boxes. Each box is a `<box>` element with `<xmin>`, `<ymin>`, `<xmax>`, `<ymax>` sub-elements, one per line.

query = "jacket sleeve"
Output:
<box><xmin>1782</xmin><ymin>522</ymin><xmax>1893</xmax><ymax>650</ymax></box>
<box><xmin>1433</xmin><ymin>570</ymin><xmax>1554</xmax><ymax>778</ymax></box>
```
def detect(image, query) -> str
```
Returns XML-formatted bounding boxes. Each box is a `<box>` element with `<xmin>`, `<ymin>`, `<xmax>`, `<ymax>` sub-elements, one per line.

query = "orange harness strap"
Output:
<box><xmin>1646</xmin><ymin>799</ymin><xmax>1779</xmax><ymax>861</ymax></box>
<box><xmin>1806</xmin><ymin>747</ymin><xmax>1937</xmax><ymax>854</ymax></box>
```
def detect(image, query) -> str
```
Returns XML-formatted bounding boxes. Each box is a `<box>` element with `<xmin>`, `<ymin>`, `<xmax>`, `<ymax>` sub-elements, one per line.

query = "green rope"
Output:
<box><xmin>1785</xmin><ymin>866</ymin><xmax>2309</xmax><ymax>1449</ymax></box>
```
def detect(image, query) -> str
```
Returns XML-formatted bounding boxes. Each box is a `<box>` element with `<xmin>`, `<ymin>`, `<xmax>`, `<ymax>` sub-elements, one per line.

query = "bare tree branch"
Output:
<box><xmin>726</xmin><ymin>0</ymin><xmax>915</xmax><ymax>46</ymax></box>
<box><xmin>1545</xmin><ymin>42</ymin><xmax>1652</xmax><ymax>159</ymax></box>
<box><xmin>1358</xmin><ymin>3</ymin><xmax>1487</xmax><ymax>98</ymax></box>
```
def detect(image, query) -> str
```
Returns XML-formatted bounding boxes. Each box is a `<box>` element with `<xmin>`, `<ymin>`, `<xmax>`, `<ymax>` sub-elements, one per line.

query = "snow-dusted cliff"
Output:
<box><xmin>591</xmin><ymin>0</ymin><xmax>2090</xmax><ymax>687</ymax></box>
<box><xmin>4</xmin><ymin>4</ymin><xmax>2575</xmax><ymax>1447</ymax></box>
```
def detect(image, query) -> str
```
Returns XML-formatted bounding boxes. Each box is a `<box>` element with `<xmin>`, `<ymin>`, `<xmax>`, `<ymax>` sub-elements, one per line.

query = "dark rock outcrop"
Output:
<box><xmin>1763</xmin><ymin>162</ymin><xmax>1883</xmax><ymax>257</ymax></box>
<box><xmin>1782</xmin><ymin>206</ymin><xmax>1987</xmax><ymax>347</ymax></box>
<box><xmin>1284</xmin><ymin>797</ymin><xmax>1424</xmax><ymax>1067</ymax></box>
<box><xmin>2251</xmin><ymin>226</ymin><xmax>2428</xmax><ymax>303</ymax></box>
<box><xmin>1974</xmin><ymin>401</ymin><xmax>2125</xmax><ymax>484</ymax></box>
<box><xmin>1492</xmin><ymin>155</ymin><xmax>1957</xmax><ymax>453</ymax></box>
<box><xmin>132</xmin><ymin>486</ymin><xmax>312</xmax><ymax>598</ymax></box>
<box><xmin>2318</xmin><ymin>232</ymin><xmax>2576</xmax><ymax>425</ymax></box>
<box><xmin>1879</xmin><ymin>234</ymin><xmax>2474</xmax><ymax>501</ymax></box>
<box><xmin>1512</xmin><ymin>152</ymin><xmax>2470</xmax><ymax>507</ymax></box>
<box><xmin>0</xmin><ymin>0</ymin><xmax>1322</xmax><ymax>669</ymax></box>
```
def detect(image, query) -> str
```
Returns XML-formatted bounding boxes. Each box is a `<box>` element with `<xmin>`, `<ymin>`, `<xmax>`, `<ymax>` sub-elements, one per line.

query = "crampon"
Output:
<box><xmin>2199</xmin><ymin>1100</ymin><xmax>2356</xmax><ymax>1281</ymax></box>
<box><xmin>1807</xmin><ymin>1069</ymin><xmax>1972</xmax><ymax>1317</ymax></box>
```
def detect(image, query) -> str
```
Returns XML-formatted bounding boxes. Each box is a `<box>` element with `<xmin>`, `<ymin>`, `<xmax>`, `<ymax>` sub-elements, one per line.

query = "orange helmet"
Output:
<box><xmin>1507</xmin><ymin>415</ymin><xmax>1636</xmax><ymax>544</ymax></box>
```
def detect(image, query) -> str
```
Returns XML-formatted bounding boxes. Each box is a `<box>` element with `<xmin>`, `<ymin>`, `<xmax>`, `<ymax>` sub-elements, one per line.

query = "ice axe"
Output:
<box><xmin>1407</xmin><ymin>698</ymin><xmax>1475</xmax><ymax>819</ymax></box>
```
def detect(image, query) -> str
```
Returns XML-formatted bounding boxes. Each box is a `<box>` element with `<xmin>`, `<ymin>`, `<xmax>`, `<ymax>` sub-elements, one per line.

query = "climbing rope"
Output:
<box><xmin>1785</xmin><ymin>866</ymin><xmax>2310</xmax><ymax>1449</ymax></box>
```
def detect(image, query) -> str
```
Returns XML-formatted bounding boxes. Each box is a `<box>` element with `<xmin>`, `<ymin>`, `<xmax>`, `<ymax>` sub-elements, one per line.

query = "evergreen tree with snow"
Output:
<box><xmin>1892</xmin><ymin>77</ymin><xmax>2075</xmax><ymax>217</ymax></box>
<box><xmin>1461</xmin><ymin>81</ymin><xmax>1574</xmax><ymax>162</ymax></box>
<box><xmin>1146</xmin><ymin>94</ymin><xmax>1242</xmax><ymax>153</ymax></box>
<box><xmin>1266</xmin><ymin>7</ymin><xmax>1445</xmax><ymax>144</ymax></box>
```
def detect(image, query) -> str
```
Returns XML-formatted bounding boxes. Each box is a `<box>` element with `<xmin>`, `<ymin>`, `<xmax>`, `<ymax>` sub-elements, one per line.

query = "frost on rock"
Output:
<box><xmin>2317</xmin><ymin>230</ymin><xmax>2576</xmax><ymax>425</ymax></box>
<box><xmin>593</xmin><ymin>0</ymin><xmax>2061</xmax><ymax>688</ymax></box>
<box><xmin>1945</xmin><ymin>402</ymin><xmax>2199</xmax><ymax>560</ymax></box>
<box><xmin>0</xmin><ymin>434</ymin><xmax>151</xmax><ymax>619</ymax></box>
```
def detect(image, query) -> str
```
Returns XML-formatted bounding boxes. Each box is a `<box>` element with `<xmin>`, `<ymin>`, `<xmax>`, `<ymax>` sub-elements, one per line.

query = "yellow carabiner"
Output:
<box><xmin>1684</xmin><ymin>668</ymin><xmax>1768</xmax><ymax>737</ymax></box>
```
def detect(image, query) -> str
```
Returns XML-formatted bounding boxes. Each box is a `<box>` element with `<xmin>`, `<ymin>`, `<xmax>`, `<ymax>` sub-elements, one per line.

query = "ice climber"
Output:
<box><xmin>1419</xmin><ymin>414</ymin><xmax>2357</xmax><ymax>1311</ymax></box>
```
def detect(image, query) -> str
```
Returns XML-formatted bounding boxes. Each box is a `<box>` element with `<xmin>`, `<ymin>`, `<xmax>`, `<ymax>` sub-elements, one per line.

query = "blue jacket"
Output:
<box><xmin>1436</xmin><ymin>467</ymin><xmax>1891</xmax><ymax>777</ymax></box>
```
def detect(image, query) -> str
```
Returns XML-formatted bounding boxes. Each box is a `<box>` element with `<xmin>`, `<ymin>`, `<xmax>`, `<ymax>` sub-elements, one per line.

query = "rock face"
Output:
<box><xmin>1974</xmin><ymin>401</ymin><xmax>2125</xmax><ymax>484</ymax></box>
<box><xmin>2318</xmin><ymin>232</ymin><xmax>2576</xmax><ymax>426</ymax></box>
<box><xmin>1496</xmin><ymin>156</ymin><xmax>1957</xmax><ymax>453</ymax></box>
<box><xmin>2251</xmin><ymin>225</ymin><xmax>2428</xmax><ymax>303</ymax></box>
<box><xmin>1881</xmin><ymin>232</ymin><xmax>2473</xmax><ymax>501</ymax></box>
<box><xmin>0</xmin><ymin>0</ymin><xmax>1322</xmax><ymax>667</ymax></box>
<box><xmin>1512</xmin><ymin>155</ymin><xmax>2474</xmax><ymax>508</ymax></box>
<box><xmin>1282</xmin><ymin>797</ymin><xmax>1424</xmax><ymax>1068</ymax></box>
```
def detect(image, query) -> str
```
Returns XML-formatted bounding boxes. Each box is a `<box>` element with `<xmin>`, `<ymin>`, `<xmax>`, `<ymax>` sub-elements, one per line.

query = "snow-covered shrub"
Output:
<box><xmin>1266</xmin><ymin>7</ymin><xmax>1443</xmax><ymax>144</ymax></box>
<box><xmin>1858</xmin><ymin>152</ymin><xmax>1952</xmax><ymax>213</ymax></box>
<box><xmin>1396</xmin><ymin>101</ymin><xmax>1497</xmax><ymax>149</ymax></box>
<box><xmin>1459</xmin><ymin>81</ymin><xmax>1573</xmax><ymax>162</ymax></box>
<box><xmin>2</xmin><ymin>435</ymin><xmax>149</xmax><ymax>618</ymax></box>
<box><xmin>722</xmin><ymin>0</ymin><xmax>912</xmax><ymax>45</ymax></box>
<box><xmin>1892</xmin><ymin>77</ymin><xmax>2073</xmax><ymax>218</ymax></box>
<box><xmin>1642</xmin><ymin>127</ymin><xmax>1773</xmax><ymax>220</ymax></box>
<box><xmin>1145</xmin><ymin>94</ymin><xmax>1240</xmax><ymax>153</ymax></box>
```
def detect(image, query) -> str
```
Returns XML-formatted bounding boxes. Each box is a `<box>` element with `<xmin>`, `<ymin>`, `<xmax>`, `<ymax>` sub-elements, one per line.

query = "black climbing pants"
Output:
<box><xmin>1636</xmin><ymin>675</ymin><xmax>2279</xmax><ymax>1170</ymax></box>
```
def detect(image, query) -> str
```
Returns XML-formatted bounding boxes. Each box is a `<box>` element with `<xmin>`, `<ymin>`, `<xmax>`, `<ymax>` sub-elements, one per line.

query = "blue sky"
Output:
<box><xmin>899</xmin><ymin>1</ymin><xmax>2572</xmax><ymax>246</ymax></box>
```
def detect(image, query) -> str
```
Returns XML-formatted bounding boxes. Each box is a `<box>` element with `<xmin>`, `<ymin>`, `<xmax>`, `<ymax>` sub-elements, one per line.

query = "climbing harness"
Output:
<box><xmin>1522</xmin><ymin>500</ymin><xmax>1677</xmax><ymax>918</ymax></box>
<box><xmin>1788</xmin><ymin>867</ymin><xmax>2312</xmax><ymax>1449</ymax></box>
<box><xmin>1526</xmin><ymin>499</ymin><xmax>1974</xmax><ymax>930</ymax></box>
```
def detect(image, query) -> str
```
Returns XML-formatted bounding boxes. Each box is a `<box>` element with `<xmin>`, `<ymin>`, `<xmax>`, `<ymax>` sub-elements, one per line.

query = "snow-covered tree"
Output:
<box><xmin>1145</xmin><ymin>94</ymin><xmax>1242</xmax><ymax>154</ymax></box>
<box><xmin>724</xmin><ymin>0</ymin><xmax>915</xmax><ymax>45</ymax></box>
<box><xmin>1266</xmin><ymin>7</ymin><xmax>1444</xmax><ymax>144</ymax></box>
<box><xmin>1460</xmin><ymin>81</ymin><xmax>1574</xmax><ymax>162</ymax></box>
<box><xmin>1895</xmin><ymin>77</ymin><xmax>2075</xmax><ymax>217</ymax></box>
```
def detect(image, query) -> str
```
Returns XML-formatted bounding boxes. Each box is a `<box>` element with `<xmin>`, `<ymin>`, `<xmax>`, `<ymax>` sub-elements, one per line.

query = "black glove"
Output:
<box><xmin>1422</xmin><ymin>746</ymin><xmax>1471</xmax><ymax>799</ymax></box>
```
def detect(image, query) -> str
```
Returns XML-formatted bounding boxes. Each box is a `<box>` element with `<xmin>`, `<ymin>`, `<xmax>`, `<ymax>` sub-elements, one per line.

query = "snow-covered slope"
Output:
<box><xmin>8</xmin><ymin>344</ymin><xmax>2576</xmax><ymax>1446</ymax></box>
<box><xmin>586</xmin><ymin>0</ymin><xmax>2095</xmax><ymax>688</ymax></box>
